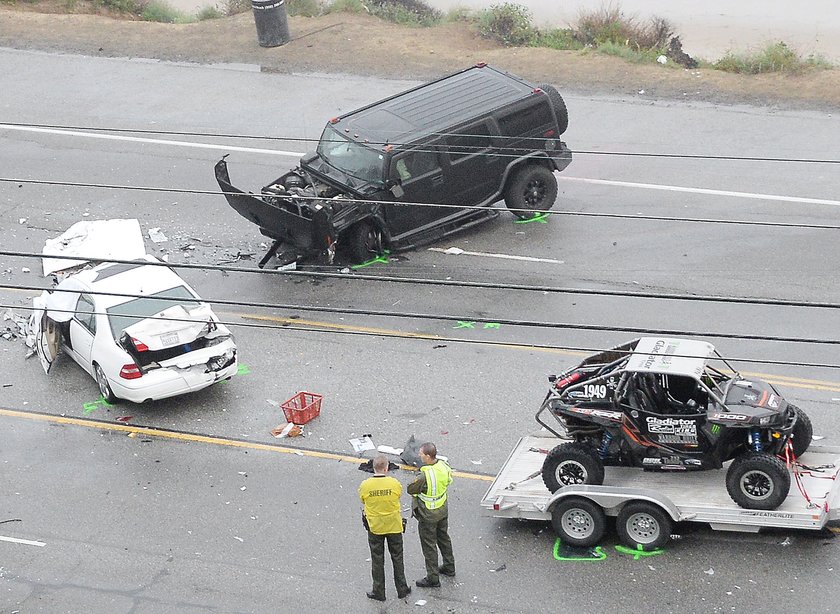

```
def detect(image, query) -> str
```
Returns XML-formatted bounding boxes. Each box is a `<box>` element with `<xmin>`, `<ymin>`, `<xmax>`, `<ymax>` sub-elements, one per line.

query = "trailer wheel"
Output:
<box><xmin>537</xmin><ymin>83</ymin><xmax>569</xmax><ymax>135</ymax></box>
<box><xmin>616</xmin><ymin>501</ymin><xmax>672</xmax><ymax>550</ymax></box>
<box><xmin>541</xmin><ymin>442</ymin><xmax>605</xmax><ymax>493</ymax></box>
<box><xmin>504</xmin><ymin>164</ymin><xmax>558</xmax><ymax>219</ymax></box>
<box><xmin>345</xmin><ymin>220</ymin><xmax>382</xmax><ymax>264</ymax></box>
<box><xmin>790</xmin><ymin>405</ymin><xmax>813</xmax><ymax>458</ymax></box>
<box><xmin>550</xmin><ymin>497</ymin><xmax>606</xmax><ymax>548</ymax></box>
<box><xmin>726</xmin><ymin>451</ymin><xmax>790</xmax><ymax>510</ymax></box>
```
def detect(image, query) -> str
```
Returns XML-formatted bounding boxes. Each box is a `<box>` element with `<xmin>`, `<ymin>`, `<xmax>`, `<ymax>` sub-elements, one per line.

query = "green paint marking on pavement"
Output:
<box><xmin>351</xmin><ymin>250</ymin><xmax>391</xmax><ymax>269</ymax></box>
<box><xmin>483</xmin><ymin>322</ymin><xmax>501</xmax><ymax>330</ymax></box>
<box><xmin>454</xmin><ymin>321</ymin><xmax>476</xmax><ymax>329</ymax></box>
<box><xmin>552</xmin><ymin>539</ymin><xmax>606</xmax><ymax>562</ymax></box>
<box><xmin>514</xmin><ymin>212</ymin><xmax>549</xmax><ymax>224</ymax></box>
<box><xmin>237</xmin><ymin>363</ymin><xmax>251</xmax><ymax>376</ymax></box>
<box><xmin>614</xmin><ymin>544</ymin><xmax>665</xmax><ymax>560</ymax></box>
<box><xmin>82</xmin><ymin>396</ymin><xmax>114</xmax><ymax>414</ymax></box>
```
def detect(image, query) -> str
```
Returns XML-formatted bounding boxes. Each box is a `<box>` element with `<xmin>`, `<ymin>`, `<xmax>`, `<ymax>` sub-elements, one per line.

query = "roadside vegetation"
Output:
<box><xmin>1</xmin><ymin>0</ymin><xmax>832</xmax><ymax>71</ymax></box>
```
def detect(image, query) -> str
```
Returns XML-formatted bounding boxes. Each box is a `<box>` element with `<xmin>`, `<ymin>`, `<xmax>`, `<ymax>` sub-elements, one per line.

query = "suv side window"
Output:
<box><xmin>75</xmin><ymin>294</ymin><xmax>97</xmax><ymax>334</ymax></box>
<box><xmin>447</xmin><ymin>121</ymin><xmax>494</xmax><ymax>162</ymax></box>
<box><xmin>390</xmin><ymin>148</ymin><xmax>440</xmax><ymax>182</ymax></box>
<box><xmin>497</xmin><ymin>100</ymin><xmax>554</xmax><ymax>137</ymax></box>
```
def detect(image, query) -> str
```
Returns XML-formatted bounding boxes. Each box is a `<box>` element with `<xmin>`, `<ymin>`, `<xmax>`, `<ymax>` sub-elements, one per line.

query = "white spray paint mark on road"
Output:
<box><xmin>559</xmin><ymin>176</ymin><xmax>840</xmax><ymax>207</ymax></box>
<box><xmin>429</xmin><ymin>246</ymin><xmax>564</xmax><ymax>264</ymax></box>
<box><xmin>4</xmin><ymin>124</ymin><xmax>838</xmax><ymax>207</ymax></box>
<box><xmin>0</xmin><ymin>124</ymin><xmax>301</xmax><ymax>157</ymax></box>
<box><xmin>0</xmin><ymin>535</ymin><xmax>46</xmax><ymax>547</ymax></box>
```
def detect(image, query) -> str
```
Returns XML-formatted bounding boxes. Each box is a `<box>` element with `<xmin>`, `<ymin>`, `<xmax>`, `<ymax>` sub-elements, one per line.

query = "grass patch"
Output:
<box><xmin>324</xmin><ymin>0</ymin><xmax>441</xmax><ymax>26</ymax></box>
<box><xmin>223</xmin><ymin>0</ymin><xmax>249</xmax><ymax>15</ymax></box>
<box><xmin>287</xmin><ymin>0</ymin><xmax>321</xmax><ymax>17</ymax></box>
<box><xmin>197</xmin><ymin>4</ymin><xmax>222</xmax><ymax>19</ymax></box>
<box><xmin>477</xmin><ymin>2</ymin><xmax>534</xmax><ymax>46</ymax></box>
<box><xmin>98</xmin><ymin>0</ymin><xmax>143</xmax><ymax>13</ymax></box>
<box><xmin>714</xmin><ymin>41</ymin><xmax>831</xmax><ymax>74</ymax></box>
<box><xmin>594</xmin><ymin>40</ymin><xmax>662</xmax><ymax>63</ymax></box>
<box><xmin>140</xmin><ymin>0</ymin><xmax>184</xmax><ymax>22</ymax></box>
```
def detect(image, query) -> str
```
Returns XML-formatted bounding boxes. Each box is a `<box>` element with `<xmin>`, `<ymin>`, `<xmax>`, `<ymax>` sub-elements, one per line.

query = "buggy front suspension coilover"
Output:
<box><xmin>748</xmin><ymin>428</ymin><xmax>763</xmax><ymax>452</ymax></box>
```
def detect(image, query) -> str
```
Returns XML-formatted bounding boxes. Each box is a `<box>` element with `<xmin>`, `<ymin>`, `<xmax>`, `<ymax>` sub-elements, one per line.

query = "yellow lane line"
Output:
<box><xmin>0</xmin><ymin>407</ymin><xmax>493</xmax><ymax>482</ymax></box>
<box><xmin>236</xmin><ymin>314</ymin><xmax>840</xmax><ymax>392</ymax></box>
<box><xmin>236</xmin><ymin>313</ymin><xmax>587</xmax><ymax>357</ymax></box>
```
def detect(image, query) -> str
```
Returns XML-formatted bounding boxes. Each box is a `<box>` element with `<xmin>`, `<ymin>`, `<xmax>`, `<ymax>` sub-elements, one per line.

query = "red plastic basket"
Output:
<box><xmin>281</xmin><ymin>391</ymin><xmax>322</xmax><ymax>425</ymax></box>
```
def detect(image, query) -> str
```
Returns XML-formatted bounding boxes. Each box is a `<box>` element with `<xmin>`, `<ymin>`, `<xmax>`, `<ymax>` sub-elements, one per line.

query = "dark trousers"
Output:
<box><xmin>418</xmin><ymin>514</ymin><xmax>455</xmax><ymax>582</ymax></box>
<box><xmin>368</xmin><ymin>531</ymin><xmax>409</xmax><ymax>598</ymax></box>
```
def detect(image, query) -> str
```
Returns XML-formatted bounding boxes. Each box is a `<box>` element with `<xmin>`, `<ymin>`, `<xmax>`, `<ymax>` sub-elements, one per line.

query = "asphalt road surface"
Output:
<box><xmin>2</xmin><ymin>48</ymin><xmax>840</xmax><ymax>612</ymax></box>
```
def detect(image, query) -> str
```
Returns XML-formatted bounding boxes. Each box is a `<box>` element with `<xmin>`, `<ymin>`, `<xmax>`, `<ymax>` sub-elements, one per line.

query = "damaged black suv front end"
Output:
<box><xmin>215</xmin><ymin>124</ymin><xmax>392</xmax><ymax>267</ymax></box>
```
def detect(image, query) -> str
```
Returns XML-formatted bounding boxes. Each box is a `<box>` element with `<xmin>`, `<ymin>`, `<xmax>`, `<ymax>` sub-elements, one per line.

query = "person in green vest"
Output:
<box><xmin>408</xmin><ymin>442</ymin><xmax>456</xmax><ymax>588</ymax></box>
<box><xmin>359</xmin><ymin>455</ymin><xmax>411</xmax><ymax>601</ymax></box>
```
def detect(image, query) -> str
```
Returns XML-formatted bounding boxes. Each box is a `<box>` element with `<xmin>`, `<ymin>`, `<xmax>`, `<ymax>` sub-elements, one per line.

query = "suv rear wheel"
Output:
<box><xmin>505</xmin><ymin>164</ymin><xmax>558</xmax><ymax>219</ymax></box>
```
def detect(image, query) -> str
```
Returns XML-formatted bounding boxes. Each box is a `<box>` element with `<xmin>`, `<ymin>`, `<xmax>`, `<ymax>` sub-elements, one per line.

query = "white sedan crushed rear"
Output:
<box><xmin>33</xmin><ymin>255</ymin><xmax>237</xmax><ymax>403</ymax></box>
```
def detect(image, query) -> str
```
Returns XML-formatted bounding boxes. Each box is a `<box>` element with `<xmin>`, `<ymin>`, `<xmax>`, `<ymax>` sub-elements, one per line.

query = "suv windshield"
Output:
<box><xmin>107</xmin><ymin>285</ymin><xmax>198</xmax><ymax>339</ymax></box>
<box><xmin>317</xmin><ymin>125</ymin><xmax>385</xmax><ymax>184</ymax></box>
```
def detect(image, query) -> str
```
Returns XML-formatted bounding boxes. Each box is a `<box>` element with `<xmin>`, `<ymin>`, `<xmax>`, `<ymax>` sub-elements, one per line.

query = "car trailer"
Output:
<box><xmin>481</xmin><ymin>435</ymin><xmax>840</xmax><ymax>550</ymax></box>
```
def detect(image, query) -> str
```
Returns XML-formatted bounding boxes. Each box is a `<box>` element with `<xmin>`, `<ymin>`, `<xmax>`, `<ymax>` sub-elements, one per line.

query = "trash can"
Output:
<box><xmin>252</xmin><ymin>0</ymin><xmax>291</xmax><ymax>48</ymax></box>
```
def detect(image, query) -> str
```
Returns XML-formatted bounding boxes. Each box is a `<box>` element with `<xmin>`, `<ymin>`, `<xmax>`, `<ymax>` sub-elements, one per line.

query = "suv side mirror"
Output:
<box><xmin>389</xmin><ymin>182</ymin><xmax>404</xmax><ymax>199</ymax></box>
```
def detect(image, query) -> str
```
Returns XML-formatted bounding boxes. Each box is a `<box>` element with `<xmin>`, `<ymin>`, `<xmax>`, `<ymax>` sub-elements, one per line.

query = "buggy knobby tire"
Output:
<box><xmin>550</xmin><ymin>496</ymin><xmax>606</xmax><ymax>548</ymax></box>
<box><xmin>504</xmin><ymin>164</ymin><xmax>558</xmax><ymax>219</ymax></box>
<box><xmin>790</xmin><ymin>404</ymin><xmax>813</xmax><ymax>458</ymax></box>
<box><xmin>616</xmin><ymin>501</ymin><xmax>672</xmax><ymax>550</ymax></box>
<box><xmin>537</xmin><ymin>83</ymin><xmax>569</xmax><ymax>135</ymax></box>
<box><xmin>345</xmin><ymin>220</ymin><xmax>381</xmax><ymax>264</ymax></box>
<box><xmin>94</xmin><ymin>363</ymin><xmax>118</xmax><ymax>404</ymax></box>
<box><xmin>726</xmin><ymin>451</ymin><xmax>790</xmax><ymax>510</ymax></box>
<box><xmin>541</xmin><ymin>442</ymin><xmax>605</xmax><ymax>493</ymax></box>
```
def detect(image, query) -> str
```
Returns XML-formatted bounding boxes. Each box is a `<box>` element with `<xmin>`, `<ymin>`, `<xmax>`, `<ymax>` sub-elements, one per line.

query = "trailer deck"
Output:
<box><xmin>481</xmin><ymin>436</ymin><xmax>840</xmax><ymax>533</ymax></box>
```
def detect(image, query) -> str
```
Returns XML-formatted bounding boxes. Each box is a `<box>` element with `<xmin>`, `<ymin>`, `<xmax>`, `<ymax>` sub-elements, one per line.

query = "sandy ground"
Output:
<box><xmin>2</xmin><ymin>7</ymin><xmax>840</xmax><ymax>110</ymax></box>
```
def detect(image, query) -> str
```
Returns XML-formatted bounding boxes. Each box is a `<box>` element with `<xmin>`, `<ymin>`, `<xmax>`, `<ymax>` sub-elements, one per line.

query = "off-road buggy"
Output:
<box><xmin>535</xmin><ymin>338</ymin><xmax>813</xmax><ymax>510</ymax></box>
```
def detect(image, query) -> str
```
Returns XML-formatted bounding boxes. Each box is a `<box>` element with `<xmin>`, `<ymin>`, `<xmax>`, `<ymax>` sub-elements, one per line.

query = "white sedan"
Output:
<box><xmin>34</xmin><ymin>255</ymin><xmax>237</xmax><ymax>403</ymax></box>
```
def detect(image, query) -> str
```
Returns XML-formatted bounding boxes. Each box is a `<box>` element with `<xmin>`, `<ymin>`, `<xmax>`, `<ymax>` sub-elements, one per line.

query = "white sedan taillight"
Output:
<box><xmin>119</xmin><ymin>363</ymin><xmax>143</xmax><ymax>379</ymax></box>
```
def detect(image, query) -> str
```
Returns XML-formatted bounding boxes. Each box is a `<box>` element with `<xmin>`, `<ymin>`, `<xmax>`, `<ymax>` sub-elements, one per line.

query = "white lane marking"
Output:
<box><xmin>0</xmin><ymin>124</ymin><xmax>301</xmax><ymax>158</ymax></box>
<box><xmin>429</xmin><ymin>246</ymin><xmax>564</xmax><ymax>264</ymax></box>
<box><xmin>559</xmin><ymin>176</ymin><xmax>840</xmax><ymax>207</ymax></box>
<box><xmin>0</xmin><ymin>535</ymin><xmax>46</xmax><ymax>547</ymax></box>
<box><xmin>3</xmin><ymin>124</ymin><xmax>837</xmax><ymax>207</ymax></box>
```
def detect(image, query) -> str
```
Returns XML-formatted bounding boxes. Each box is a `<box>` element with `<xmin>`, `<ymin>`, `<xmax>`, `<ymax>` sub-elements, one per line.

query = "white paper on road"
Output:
<box><xmin>350</xmin><ymin>436</ymin><xmax>375</xmax><ymax>453</ymax></box>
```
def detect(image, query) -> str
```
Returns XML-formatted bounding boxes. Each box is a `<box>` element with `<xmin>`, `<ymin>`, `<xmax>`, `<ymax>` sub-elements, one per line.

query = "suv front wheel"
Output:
<box><xmin>504</xmin><ymin>164</ymin><xmax>558</xmax><ymax>219</ymax></box>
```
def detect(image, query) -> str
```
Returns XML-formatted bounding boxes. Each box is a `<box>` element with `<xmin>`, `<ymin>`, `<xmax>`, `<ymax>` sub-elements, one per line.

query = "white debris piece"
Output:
<box><xmin>443</xmin><ymin>247</ymin><xmax>464</xmax><ymax>255</ymax></box>
<box><xmin>350</xmin><ymin>436</ymin><xmax>375</xmax><ymax>453</ymax></box>
<box><xmin>148</xmin><ymin>227</ymin><xmax>168</xmax><ymax>243</ymax></box>
<box><xmin>657</xmin><ymin>55</ymin><xmax>668</xmax><ymax>64</ymax></box>
<box><xmin>19</xmin><ymin>218</ymin><xmax>27</xmax><ymax>224</ymax></box>
<box><xmin>414</xmin><ymin>600</ymin><xmax>427</xmax><ymax>606</ymax></box>
<box><xmin>21</xmin><ymin>267</ymin><xmax>30</xmax><ymax>273</ymax></box>
<box><xmin>42</xmin><ymin>219</ymin><xmax>146</xmax><ymax>276</ymax></box>
<box><xmin>704</xmin><ymin>568</ymin><xmax>714</xmax><ymax>575</ymax></box>
<box><xmin>377</xmin><ymin>445</ymin><xmax>404</xmax><ymax>456</ymax></box>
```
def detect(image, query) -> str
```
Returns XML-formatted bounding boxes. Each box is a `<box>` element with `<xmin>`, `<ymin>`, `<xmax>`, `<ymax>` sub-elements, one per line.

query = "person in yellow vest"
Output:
<box><xmin>359</xmin><ymin>455</ymin><xmax>411</xmax><ymax>601</ymax></box>
<box><xmin>408</xmin><ymin>442</ymin><xmax>455</xmax><ymax>588</ymax></box>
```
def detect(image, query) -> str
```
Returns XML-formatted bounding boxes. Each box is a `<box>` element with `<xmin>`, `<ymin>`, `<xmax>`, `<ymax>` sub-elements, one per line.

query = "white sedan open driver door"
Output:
<box><xmin>35</xmin><ymin>311</ymin><xmax>60</xmax><ymax>374</ymax></box>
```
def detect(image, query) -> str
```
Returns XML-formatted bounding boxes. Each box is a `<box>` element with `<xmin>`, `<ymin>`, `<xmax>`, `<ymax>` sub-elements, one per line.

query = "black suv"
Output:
<box><xmin>215</xmin><ymin>63</ymin><xmax>572</xmax><ymax>265</ymax></box>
